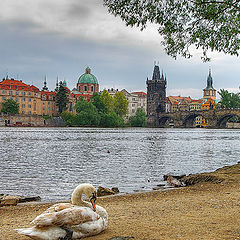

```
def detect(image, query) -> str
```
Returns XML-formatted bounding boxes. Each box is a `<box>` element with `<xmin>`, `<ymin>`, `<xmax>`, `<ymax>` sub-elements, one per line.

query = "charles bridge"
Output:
<box><xmin>151</xmin><ymin>108</ymin><xmax>240</xmax><ymax>128</ymax></box>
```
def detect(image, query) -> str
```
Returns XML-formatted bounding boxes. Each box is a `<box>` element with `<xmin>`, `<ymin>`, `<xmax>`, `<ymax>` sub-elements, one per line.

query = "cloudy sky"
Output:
<box><xmin>0</xmin><ymin>0</ymin><xmax>239</xmax><ymax>99</ymax></box>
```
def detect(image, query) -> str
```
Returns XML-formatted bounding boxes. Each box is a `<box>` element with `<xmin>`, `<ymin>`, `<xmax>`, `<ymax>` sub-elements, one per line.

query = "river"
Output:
<box><xmin>0</xmin><ymin>127</ymin><xmax>239</xmax><ymax>201</ymax></box>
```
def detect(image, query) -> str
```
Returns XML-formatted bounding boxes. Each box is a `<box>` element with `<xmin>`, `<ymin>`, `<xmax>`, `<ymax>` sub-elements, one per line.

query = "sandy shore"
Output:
<box><xmin>1</xmin><ymin>163</ymin><xmax>240</xmax><ymax>240</ymax></box>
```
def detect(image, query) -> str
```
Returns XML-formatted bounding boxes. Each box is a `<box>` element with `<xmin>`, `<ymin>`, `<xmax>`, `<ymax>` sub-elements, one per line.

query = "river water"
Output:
<box><xmin>0</xmin><ymin>127</ymin><xmax>239</xmax><ymax>201</ymax></box>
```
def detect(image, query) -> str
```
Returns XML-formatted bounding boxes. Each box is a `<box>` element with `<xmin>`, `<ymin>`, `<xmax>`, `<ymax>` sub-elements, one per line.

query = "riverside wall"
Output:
<box><xmin>0</xmin><ymin>114</ymin><xmax>66</xmax><ymax>127</ymax></box>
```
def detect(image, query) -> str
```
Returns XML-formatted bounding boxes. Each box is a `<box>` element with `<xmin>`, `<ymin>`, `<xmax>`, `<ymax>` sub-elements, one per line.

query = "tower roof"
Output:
<box><xmin>151</xmin><ymin>65</ymin><xmax>166</xmax><ymax>81</ymax></box>
<box><xmin>204</xmin><ymin>69</ymin><xmax>215</xmax><ymax>90</ymax></box>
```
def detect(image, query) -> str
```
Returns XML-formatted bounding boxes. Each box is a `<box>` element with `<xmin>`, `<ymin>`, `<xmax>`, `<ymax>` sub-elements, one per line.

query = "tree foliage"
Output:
<box><xmin>113</xmin><ymin>91</ymin><xmax>128</xmax><ymax>117</ymax></box>
<box><xmin>91</xmin><ymin>92</ymin><xmax>106</xmax><ymax>113</ymax></box>
<box><xmin>56</xmin><ymin>81</ymin><xmax>68</xmax><ymax>114</ymax></box>
<box><xmin>129</xmin><ymin>108</ymin><xmax>146</xmax><ymax>127</ymax></box>
<box><xmin>1</xmin><ymin>99</ymin><xmax>19</xmax><ymax>114</ymax></box>
<box><xmin>61</xmin><ymin>111</ymin><xmax>76</xmax><ymax>126</ymax></box>
<box><xmin>74</xmin><ymin>98</ymin><xmax>100</xmax><ymax>126</ymax></box>
<box><xmin>99</xmin><ymin>111</ymin><xmax>124</xmax><ymax>127</ymax></box>
<box><xmin>100</xmin><ymin>90</ymin><xmax>113</xmax><ymax>113</ymax></box>
<box><xmin>218</xmin><ymin>89</ymin><xmax>240</xmax><ymax>109</ymax></box>
<box><xmin>103</xmin><ymin>0</ymin><xmax>240</xmax><ymax>61</ymax></box>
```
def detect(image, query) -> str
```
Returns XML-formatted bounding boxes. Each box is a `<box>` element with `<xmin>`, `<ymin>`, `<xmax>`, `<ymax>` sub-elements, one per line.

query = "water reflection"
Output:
<box><xmin>0</xmin><ymin>127</ymin><xmax>239</xmax><ymax>201</ymax></box>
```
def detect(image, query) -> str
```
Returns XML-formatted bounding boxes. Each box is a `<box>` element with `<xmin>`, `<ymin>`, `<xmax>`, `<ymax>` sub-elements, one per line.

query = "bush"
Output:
<box><xmin>129</xmin><ymin>108</ymin><xmax>146</xmax><ymax>127</ymax></box>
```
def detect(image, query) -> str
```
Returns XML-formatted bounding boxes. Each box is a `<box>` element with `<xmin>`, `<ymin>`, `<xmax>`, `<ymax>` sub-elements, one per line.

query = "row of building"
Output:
<box><xmin>0</xmin><ymin>67</ymin><xmax>147</xmax><ymax>119</ymax></box>
<box><xmin>0</xmin><ymin>65</ymin><xmax>219</xmax><ymax>127</ymax></box>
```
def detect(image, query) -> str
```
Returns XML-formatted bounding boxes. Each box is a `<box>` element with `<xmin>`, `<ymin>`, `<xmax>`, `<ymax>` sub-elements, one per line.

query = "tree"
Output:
<box><xmin>103</xmin><ymin>0</ymin><xmax>240</xmax><ymax>61</ymax></box>
<box><xmin>61</xmin><ymin>111</ymin><xmax>76</xmax><ymax>126</ymax></box>
<box><xmin>91</xmin><ymin>92</ymin><xmax>106</xmax><ymax>113</ymax></box>
<box><xmin>100</xmin><ymin>90</ymin><xmax>113</xmax><ymax>113</ymax></box>
<box><xmin>113</xmin><ymin>91</ymin><xmax>128</xmax><ymax>117</ymax></box>
<box><xmin>218</xmin><ymin>89</ymin><xmax>240</xmax><ymax>109</ymax></box>
<box><xmin>56</xmin><ymin>81</ymin><xmax>68</xmax><ymax>114</ymax></box>
<box><xmin>99</xmin><ymin>112</ymin><xmax>124</xmax><ymax>127</ymax></box>
<box><xmin>74</xmin><ymin>98</ymin><xmax>100</xmax><ymax>126</ymax></box>
<box><xmin>1</xmin><ymin>99</ymin><xmax>19</xmax><ymax>114</ymax></box>
<box><xmin>129</xmin><ymin>108</ymin><xmax>146</xmax><ymax>127</ymax></box>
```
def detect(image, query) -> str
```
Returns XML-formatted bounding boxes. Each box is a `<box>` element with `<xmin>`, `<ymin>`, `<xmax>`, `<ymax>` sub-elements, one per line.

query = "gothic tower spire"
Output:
<box><xmin>42</xmin><ymin>75</ymin><xmax>48</xmax><ymax>91</ymax></box>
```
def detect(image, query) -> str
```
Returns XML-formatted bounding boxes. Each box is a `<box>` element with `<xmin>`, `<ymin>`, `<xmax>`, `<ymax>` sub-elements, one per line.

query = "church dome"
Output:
<box><xmin>78</xmin><ymin>67</ymin><xmax>98</xmax><ymax>84</ymax></box>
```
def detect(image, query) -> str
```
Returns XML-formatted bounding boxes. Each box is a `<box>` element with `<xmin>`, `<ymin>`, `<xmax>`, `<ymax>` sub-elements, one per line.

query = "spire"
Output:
<box><xmin>42</xmin><ymin>75</ymin><xmax>48</xmax><ymax>91</ymax></box>
<box><xmin>55</xmin><ymin>76</ymin><xmax>59</xmax><ymax>91</ymax></box>
<box><xmin>205</xmin><ymin>68</ymin><xmax>214</xmax><ymax>90</ymax></box>
<box><xmin>152</xmin><ymin>65</ymin><xmax>161</xmax><ymax>80</ymax></box>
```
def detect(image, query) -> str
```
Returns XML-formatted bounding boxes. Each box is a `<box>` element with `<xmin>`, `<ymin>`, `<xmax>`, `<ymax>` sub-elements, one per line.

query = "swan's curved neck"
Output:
<box><xmin>71</xmin><ymin>185</ymin><xmax>90</xmax><ymax>207</ymax></box>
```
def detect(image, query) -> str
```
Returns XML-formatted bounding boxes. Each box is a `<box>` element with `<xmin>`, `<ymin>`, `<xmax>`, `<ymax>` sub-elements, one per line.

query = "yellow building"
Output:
<box><xmin>0</xmin><ymin>77</ymin><xmax>57</xmax><ymax>116</ymax></box>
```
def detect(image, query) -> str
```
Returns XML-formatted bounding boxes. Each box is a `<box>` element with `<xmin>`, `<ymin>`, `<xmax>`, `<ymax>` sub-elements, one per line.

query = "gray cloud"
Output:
<box><xmin>0</xmin><ymin>1</ymin><xmax>239</xmax><ymax>100</ymax></box>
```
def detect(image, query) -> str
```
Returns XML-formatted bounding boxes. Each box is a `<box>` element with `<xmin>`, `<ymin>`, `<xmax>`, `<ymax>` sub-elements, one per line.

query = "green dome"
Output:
<box><xmin>78</xmin><ymin>73</ymin><xmax>98</xmax><ymax>84</ymax></box>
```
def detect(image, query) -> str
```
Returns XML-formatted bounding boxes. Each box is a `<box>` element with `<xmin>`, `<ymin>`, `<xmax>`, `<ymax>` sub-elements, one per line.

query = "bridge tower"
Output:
<box><xmin>146</xmin><ymin>64</ymin><xmax>167</xmax><ymax>127</ymax></box>
<box><xmin>203</xmin><ymin>69</ymin><xmax>216</xmax><ymax>100</ymax></box>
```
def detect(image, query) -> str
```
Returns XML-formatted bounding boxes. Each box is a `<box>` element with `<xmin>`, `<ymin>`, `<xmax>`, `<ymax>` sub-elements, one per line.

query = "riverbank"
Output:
<box><xmin>1</xmin><ymin>163</ymin><xmax>240</xmax><ymax>240</ymax></box>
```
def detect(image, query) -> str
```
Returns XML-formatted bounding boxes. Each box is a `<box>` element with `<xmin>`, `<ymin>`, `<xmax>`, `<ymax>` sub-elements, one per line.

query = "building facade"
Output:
<box><xmin>121</xmin><ymin>89</ymin><xmax>147</xmax><ymax>120</ymax></box>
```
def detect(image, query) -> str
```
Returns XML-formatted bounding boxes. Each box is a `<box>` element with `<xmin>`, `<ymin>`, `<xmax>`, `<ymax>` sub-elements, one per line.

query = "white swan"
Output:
<box><xmin>15</xmin><ymin>183</ymin><xmax>108</xmax><ymax>239</ymax></box>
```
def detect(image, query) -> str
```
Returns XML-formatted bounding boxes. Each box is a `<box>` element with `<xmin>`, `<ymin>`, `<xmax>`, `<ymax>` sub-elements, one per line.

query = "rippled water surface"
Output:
<box><xmin>0</xmin><ymin>127</ymin><xmax>239</xmax><ymax>201</ymax></box>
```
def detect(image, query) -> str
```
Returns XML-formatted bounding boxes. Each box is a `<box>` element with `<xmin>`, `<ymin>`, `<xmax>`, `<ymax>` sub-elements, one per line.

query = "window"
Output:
<box><xmin>16</xmin><ymin>91</ymin><xmax>19</xmax><ymax>95</ymax></box>
<box><xmin>22</xmin><ymin>110</ymin><xmax>25</xmax><ymax>114</ymax></box>
<box><xmin>22</xmin><ymin>98</ymin><xmax>25</xmax><ymax>101</ymax></box>
<box><xmin>22</xmin><ymin>104</ymin><xmax>25</xmax><ymax>108</ymax></box>
<box><xmin>28</xmin><ymin>92</ymin><xmax>31</xmax><ymax>96</ymax></box>
<box><xmin>91</xmin><ymin>86</ymin><xmax>94</xmax><ymax>91</ymax></box>
<box><xmin>28</xmin><ymin>98</ymin><xmax>31</xmax><ymax>102</ymax></box>
<box><xmin>2</xmin><ymin>90</ymin><xmax>6</xmax><ymax>94</ymax></box>
<box><xmin>43</xmin><ymin>107</ymin><xmax>45</xmax><ymax>110</ymax></box>
<box><xmin>84</xmin><ymin>86</ymin><xmax>87</xmax><ymax>91</ymax></box>
<box><xmin>49</xmin><ymin>96</ymin><xmax>52</xmax><ymax>100</ymax></box>
<box><xmin>2</xmin><ymin>96</ymin><xmax>6</xmax><ymax>100</ymax></box>
<box><xmin>22</xmin><ymin>92</ymin><xmax>25</xmax><ymax>96</ymax></box>
<box><xmin>9</xmin><ymin>91</ymin><xmax>12</xmax><ymax>95</ymax></box>
<box><xmin>132</xmin><ymin>109</ymin><xmax>135</xmax><ymax>113</ymax></box>
<box><xmin>48</xmin><ymin>102</ymin><xmax>50</xmax><ymax>105</ymax></box>
<box><xmin>22</xmin><ymin>87</ymin><xmax>24</xmax><ymax>90</ymax></box>
<box><xmin>43</xmin><ymin>102</ymin><xmax>45</xmax><ymax>105</ymax></box>
<box><xmin>28</xmin><ymin>104</ymin><xmax>31</xmax><ymax>108</ymax></box>
<box><xmin>132</xmin><ymin>104</ymin><xmax>135</xmax><ymax>107</ymax></box>
<box><xmin>28</xmin><ymin>111</ymin><xmax>31</xmax><ymax>114</ymax></box>
<box><xmin>16</xmin><ymin>97</ymin><xmax>19</xmax><ymax>102</ymax></box>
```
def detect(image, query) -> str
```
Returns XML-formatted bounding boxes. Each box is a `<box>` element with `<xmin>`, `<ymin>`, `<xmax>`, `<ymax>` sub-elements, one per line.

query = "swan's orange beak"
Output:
<box><xmin>90</xmin><ymin>193</ymin><xmax>97</xmax><ymax>212</ymax></box>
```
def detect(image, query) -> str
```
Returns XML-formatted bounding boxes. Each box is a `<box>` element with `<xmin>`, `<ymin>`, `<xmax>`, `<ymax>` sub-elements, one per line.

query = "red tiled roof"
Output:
<box><xmin>169</xmin><ymin>96</ymin><xmax>192</xmax><ymax>102</ymax></box>
<box><xmin>132</xmin><ymin>91</ymin><xmax>147</xmax><ymax>96</ymax></box>
<box><xmin>0</xmin><ymin>78</ymin><xmax>40</xmax><ymax>92</ymax></box>
<box><xmin>190</xmin><ymin>99</ymin><xmax>204</xmax><ymax>103</ymax></box>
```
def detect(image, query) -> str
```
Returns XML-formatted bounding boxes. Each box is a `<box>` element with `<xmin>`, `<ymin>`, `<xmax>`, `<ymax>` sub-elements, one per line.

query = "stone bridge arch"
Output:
<box><xmin>158</xmin><ymin>116</ymin><xmax>174</xmax><ymax>127</ymax></box>
<box><xmin>183</xmin><ymin>113</ymin><xmax>203</xmax><ymax>128</ymax></box>
<box><xmin>217</xmin><ymin>113</ymin><xmax>239</xmax><ymax>128</ymax></box>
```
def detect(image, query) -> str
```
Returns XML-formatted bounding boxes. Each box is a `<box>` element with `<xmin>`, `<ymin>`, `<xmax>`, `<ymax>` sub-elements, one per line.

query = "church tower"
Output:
<box><xmin>146</xmin><ymin>64</ymin><xmax>167</xmax><ymax>127</ymax></box>
<box><xmin>203</xmin><ymin>69</ymin><xmax>216</xmax><ymax>100</ymax></box>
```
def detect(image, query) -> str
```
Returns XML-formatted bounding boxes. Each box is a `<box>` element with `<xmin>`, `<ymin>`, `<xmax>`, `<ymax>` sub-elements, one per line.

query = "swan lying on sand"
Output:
<box><xmin>15</xmin><ymin>183</ymin><xmax>108</xmax><ymax>239</ymax></box>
